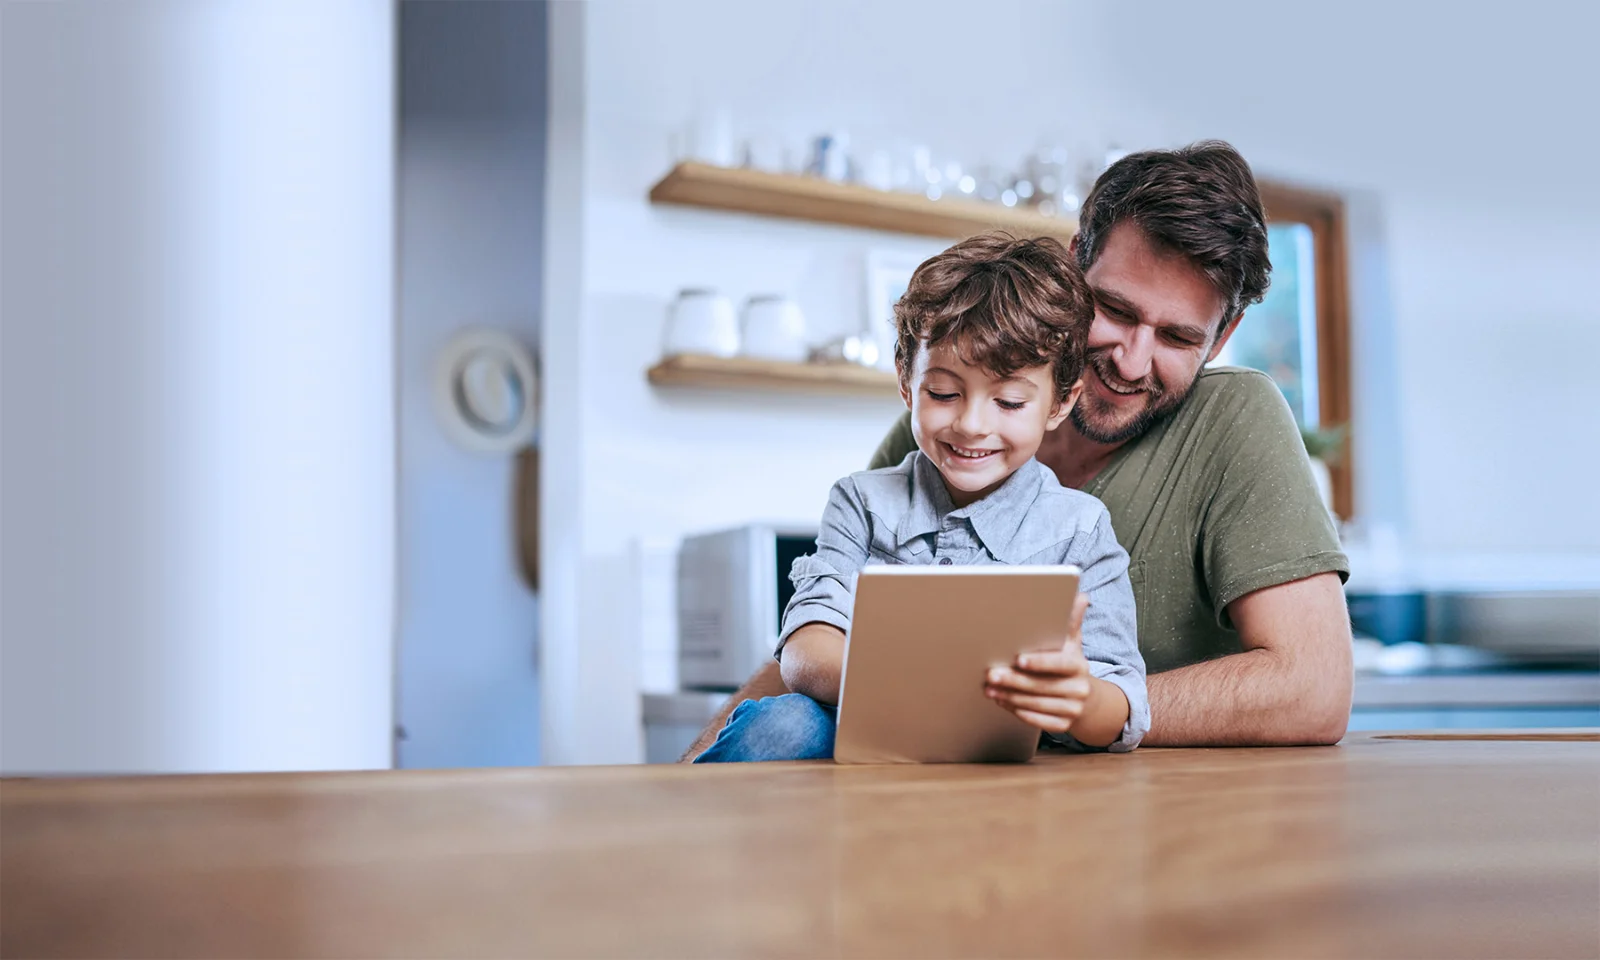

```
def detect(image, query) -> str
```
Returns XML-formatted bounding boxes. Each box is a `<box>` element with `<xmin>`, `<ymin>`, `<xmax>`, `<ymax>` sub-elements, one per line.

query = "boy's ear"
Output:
<box><xmin>1046</xmin><ymin>379</ymin><xmax>1084</xmax><ymax>431</ymax></box>
<box><xmin>896</xmin><ymin>356</ymin><xmax>913</xmax><ymax>409</ymax></box>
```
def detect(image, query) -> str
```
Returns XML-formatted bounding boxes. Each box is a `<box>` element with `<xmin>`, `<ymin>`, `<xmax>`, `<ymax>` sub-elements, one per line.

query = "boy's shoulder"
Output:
<box><xmin>1010</xmin><ymin>459</ymin><xmax>1114</xmax><ymax>555</ymax></box>
<box><xmin>837</xmin><ymin>451</ymin><xmax>920</xmax><ymax>517</ymax></box>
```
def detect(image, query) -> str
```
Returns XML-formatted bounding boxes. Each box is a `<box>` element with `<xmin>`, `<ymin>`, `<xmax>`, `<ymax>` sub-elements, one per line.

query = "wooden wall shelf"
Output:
<box><xmin>649</xmin><ymin>162</ymin><xmax>1078</xmax><ymax>241</ymax></box>
<box><xmin>647</xmin><ymin>354</ymin><xmax>901</xmax><ymax>398</ymax></box>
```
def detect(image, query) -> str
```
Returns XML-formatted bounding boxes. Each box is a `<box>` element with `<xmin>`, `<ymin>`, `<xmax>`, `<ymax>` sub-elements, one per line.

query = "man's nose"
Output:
<box><xmin>1112</xmin><ymin>326</ymin><xmax>1155</xmax><ymax>383</ymax></box>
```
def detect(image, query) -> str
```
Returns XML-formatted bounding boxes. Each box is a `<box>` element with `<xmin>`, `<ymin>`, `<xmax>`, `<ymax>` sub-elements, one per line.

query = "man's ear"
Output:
<box><xmin>1046</xmin><ymin>379</ymin><xmax>1084</xmax><ymax>431</ymax></box>
<box><xmin>1205</xmin><ymin>314</ymin><xmax>1245</xmax><ymax>364</ymax></box>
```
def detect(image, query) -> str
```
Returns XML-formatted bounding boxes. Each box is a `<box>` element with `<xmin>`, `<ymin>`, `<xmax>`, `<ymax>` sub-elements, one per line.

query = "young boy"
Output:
<box><xmin>695</xmin><ymin>233</ymin><xmax>1147</xmax><ymax>762</ymax></box>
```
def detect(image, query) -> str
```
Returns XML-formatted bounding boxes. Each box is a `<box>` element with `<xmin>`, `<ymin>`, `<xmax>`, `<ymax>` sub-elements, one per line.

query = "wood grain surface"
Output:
<box><xmin>3</xmin><ymin>732</ymin><xmax>1598</xmax><ymax>958</ymax></box>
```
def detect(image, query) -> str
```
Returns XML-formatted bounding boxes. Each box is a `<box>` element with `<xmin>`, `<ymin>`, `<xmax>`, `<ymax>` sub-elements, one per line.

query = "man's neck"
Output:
<box><xmin>1036</xmin><ymin>422</ymin><xmax>1128</xmax><ymax>490</ymax></box>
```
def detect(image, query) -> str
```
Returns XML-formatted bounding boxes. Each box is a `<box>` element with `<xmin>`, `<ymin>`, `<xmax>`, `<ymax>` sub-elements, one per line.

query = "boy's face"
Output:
<box><xmin>899</xmin><ymin>340</ymin><xmax>1081</xmax><ymax>507</ymax></box>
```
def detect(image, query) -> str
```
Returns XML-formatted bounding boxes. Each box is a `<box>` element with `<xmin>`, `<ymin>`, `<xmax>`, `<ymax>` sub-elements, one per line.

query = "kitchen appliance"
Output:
<box><xmin>677</xmin><ymin>524</ymin><xmax>818</xmax><ymax>691</ymax></box>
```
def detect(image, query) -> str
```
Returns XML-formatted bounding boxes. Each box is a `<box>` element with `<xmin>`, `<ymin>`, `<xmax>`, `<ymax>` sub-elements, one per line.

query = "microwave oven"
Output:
<box><xmin>678</xmin><ymin>524</ymin><xmax>819</xmax><ymax>690</ymax></box>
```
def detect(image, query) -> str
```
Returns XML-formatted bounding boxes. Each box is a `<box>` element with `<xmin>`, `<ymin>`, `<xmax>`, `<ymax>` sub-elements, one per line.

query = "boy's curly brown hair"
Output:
<box><xmin>892</xmin><ymin>233</ymin><xmax>1092</xmax><ymax>404</ymax></box>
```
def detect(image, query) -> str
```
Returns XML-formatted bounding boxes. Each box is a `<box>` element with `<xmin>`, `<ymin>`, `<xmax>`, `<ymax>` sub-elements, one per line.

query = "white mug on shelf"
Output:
<box><xmin>664</xmin><ymin>289</ymin><xmax>739</xmax><ymax>358</ymax></box>
<box><xmin>739</xmin><ymin>295</ymin><xmax>808</xmax><ymax>362</ymax></box>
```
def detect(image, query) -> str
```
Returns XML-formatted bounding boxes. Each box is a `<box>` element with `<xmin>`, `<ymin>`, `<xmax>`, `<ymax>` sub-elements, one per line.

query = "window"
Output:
<box><xmin>1214</xmin><ymin>182</ymin><xmax>1352</xmax><ymax>518</ymax></box>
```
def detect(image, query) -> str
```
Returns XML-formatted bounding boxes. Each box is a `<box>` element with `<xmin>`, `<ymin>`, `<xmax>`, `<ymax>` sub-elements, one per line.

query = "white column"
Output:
<box><xmin>1</xmin><ymin>1</ymin><xmax>396</xmax><ymax>773</ymax></box>
<box><xmin>538</xmin><ymin>0</ymin><xmax>590</xmax><ymax>765</ymax></box>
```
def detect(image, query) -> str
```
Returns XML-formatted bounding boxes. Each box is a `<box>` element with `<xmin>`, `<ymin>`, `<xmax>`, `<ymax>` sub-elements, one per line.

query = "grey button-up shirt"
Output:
<box><xmin>779</xmin><ymin>451</ymin><xmax>1149</xmax><ymax>752</ymax></box>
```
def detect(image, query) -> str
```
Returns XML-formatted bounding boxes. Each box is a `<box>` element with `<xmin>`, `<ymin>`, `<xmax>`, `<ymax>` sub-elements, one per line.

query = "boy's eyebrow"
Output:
<box><xmin>925</xmin><ymin>366</ymin><xmax>1038</xmax><ymax>390</ymax></box>
<box><xmin>994</xmin><ymin>374</ymin><xmax>1038</xmax><ymax>390</ymax></box>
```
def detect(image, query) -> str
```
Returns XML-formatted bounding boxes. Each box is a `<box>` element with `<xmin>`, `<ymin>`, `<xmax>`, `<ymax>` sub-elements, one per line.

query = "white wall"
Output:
<box><xmin>396</xmin><ymin>1</ymin><xmax>544</xmax><ymax>768</ymax></box>
<box><xmin>542</xmin><ymin>0</ymin><xmax>1600</xmax><ymax>762</ymax></box>
<box><xmin>1</xmin><ymin>2</ymin><xmax>396</xmax><ymax>773</ymax></box>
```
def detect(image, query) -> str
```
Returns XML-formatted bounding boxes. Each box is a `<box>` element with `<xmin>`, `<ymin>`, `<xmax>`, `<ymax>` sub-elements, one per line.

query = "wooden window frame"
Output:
<box><xmin>1256</xmin><ymin>180</ymin><xmax>1353</xmax><ymax>520</ymax></box>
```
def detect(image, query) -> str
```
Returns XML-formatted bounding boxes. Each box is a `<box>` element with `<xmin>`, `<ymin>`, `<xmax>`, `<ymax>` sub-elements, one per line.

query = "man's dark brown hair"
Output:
<box><xmin>1076</xmin><ymin>140</ymin><xmax>1271</xmax><ymax>327</ymax></box>
<box><xmin>893</xmin><ymin>233</ymin><xmax>1092</xmax><ymax>404</ymax></box>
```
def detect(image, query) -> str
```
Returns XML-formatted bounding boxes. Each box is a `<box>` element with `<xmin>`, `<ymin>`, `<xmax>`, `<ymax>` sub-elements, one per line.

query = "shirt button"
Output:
<box><xmin>939</xmin><ymin>557</ymin><xmax>953</xmax><ymax>565</ymax></box>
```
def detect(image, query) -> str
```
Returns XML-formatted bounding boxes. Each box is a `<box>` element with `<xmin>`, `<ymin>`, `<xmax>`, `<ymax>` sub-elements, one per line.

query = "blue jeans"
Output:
<box><xmin>693</xmin><ymin>693</ymin><xmax>836</xmax><ymax>762</ymax></box>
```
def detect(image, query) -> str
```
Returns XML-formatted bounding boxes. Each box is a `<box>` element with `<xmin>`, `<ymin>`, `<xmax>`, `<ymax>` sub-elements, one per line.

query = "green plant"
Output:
<box><xmin>1301</xmin><ymin>423</ymin><xmax>1347</xmax><ymax>464</ymax></box>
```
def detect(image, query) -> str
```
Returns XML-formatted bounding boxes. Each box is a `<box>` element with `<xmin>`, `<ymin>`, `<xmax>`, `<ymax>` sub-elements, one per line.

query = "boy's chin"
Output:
<box><xmin>938</xmin><ymin>460</ymin><xmax>1009</xmax><ymax>492</ymax></box>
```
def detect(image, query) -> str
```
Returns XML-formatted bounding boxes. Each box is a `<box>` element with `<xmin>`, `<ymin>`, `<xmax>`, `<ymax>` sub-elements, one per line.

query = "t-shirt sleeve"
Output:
<box><xmin>866</xmin><ymin>411</ymin><xmax>917</xmax><ymax>470</ymax></box>
<box><xmin>1199</xmin><ymin>372</ymin><xmax>1349</xmax><ymax>628</ymax></box>
<box><xmin>775</xmin><ymin>476</ymin><xmax>871</xmax><ymax>659</ymax></box>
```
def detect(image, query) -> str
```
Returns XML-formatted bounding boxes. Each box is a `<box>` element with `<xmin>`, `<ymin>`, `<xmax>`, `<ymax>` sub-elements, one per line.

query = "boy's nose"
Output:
<box><xmin>954</xmin><ymin>401</ymin><xmax>991</xmax><ymax>438</ymax></box>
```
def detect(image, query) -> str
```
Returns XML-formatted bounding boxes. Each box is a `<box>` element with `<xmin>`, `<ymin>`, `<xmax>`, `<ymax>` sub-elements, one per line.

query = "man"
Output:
<box><xmin>683</xmin><ymin>140</ymin><xmax>1351</xmax><ymax>758</ymax></box>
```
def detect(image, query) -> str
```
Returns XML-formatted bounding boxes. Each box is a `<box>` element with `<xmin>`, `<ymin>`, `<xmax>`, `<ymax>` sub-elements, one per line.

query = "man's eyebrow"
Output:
<box><xmin>1090</xmin><ymin>284</ymin><xmax>1142</xmax><ymax>320</ymax></box>
<box><xmin>1093</xmin><ymin>283</ymin><xmax>1213</xmax><ymax>343</ymax></box>
<box><xmin>1161</xmin><ymin>321</ymin><xmax>1212</xmax><ymax>343</ymax></box>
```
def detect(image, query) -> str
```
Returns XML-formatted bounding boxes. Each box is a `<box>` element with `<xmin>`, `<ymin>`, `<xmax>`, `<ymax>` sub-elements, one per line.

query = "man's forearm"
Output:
<box><xmin>676</xmin><ymin>661</ymin><xmax>789</xmax><ymax>762</ymax></box>
<box><xmin>1143</xmin><ymin>646</ymin><xmax>1351</xmax><ymax>747</ymax></box>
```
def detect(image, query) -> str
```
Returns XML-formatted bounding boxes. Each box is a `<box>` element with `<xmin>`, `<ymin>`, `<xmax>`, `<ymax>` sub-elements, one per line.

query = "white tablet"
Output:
<box><xmin>833</xmin><ymin>565</ymin><xmax>1081</xmax><ymax>764</ymax></box>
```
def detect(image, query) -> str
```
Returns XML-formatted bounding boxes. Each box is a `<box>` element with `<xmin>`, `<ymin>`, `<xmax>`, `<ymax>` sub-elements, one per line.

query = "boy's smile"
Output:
<box><xmin>899</xmin><ymin>340</ymin><xmax>1080</xmax><ymax>507</ymax></box>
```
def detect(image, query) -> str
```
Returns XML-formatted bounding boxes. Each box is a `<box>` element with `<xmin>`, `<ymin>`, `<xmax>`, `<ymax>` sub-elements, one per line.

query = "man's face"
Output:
<box><xmin>1070</xmin><ymin>222</ymin><xmax>1238</xmax><ymax>445</ymax></box>
<box><xmin>900</xmin><ymin>340</ymin><xmax>1079</xmax><ymax>507</ymax></box>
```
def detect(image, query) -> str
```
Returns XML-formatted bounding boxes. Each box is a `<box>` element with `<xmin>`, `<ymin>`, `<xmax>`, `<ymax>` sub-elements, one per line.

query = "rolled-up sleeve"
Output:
<box><xmin>1061</xmin><ymin>509</ymin><xmax>1149</xmax><ymax>752</ymax></box>
<box><xmin>775</xmin><ymin>477</ymin><xmax>872</xmax><ymax>659</ymax></box>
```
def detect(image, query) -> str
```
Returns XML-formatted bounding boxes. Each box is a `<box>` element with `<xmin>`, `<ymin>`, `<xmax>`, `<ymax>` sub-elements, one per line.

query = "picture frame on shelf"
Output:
<box><xmin>864</xmin><ymin>249</ymin><xmax>922</xmax><ymax>374</ymax></box>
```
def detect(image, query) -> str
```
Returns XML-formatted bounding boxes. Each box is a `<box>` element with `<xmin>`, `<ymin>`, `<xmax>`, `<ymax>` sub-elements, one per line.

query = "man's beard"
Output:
<box><xmin>1069</xmin><ymin>349</ymin><xmax>1195</xmax><ymax>445</ymax></box>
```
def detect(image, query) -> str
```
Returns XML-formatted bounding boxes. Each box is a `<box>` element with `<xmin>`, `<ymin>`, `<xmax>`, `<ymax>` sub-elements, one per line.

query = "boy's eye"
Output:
<box><xmin>926</xmin><ymin>390</ymin><xmax>959</xmax><ymax>402</ymax></box>
<box><xmin>996</xmin><ymin>399</ymin><xmax>1026</xmax><ymax>411</ymax></box>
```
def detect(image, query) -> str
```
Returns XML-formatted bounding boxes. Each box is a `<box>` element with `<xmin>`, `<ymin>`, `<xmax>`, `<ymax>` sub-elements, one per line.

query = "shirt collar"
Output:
<box><xmin>896</xmin><ymin>451</ymin><xmax>1046</xmax><ymax>564</ymax></box>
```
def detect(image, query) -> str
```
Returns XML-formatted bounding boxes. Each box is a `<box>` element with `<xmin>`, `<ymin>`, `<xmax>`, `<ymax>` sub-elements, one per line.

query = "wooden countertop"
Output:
<box><xmin>4</xmin><ymin>732</ymin><xmax>1598</xmax><ymax>958</ymax></box>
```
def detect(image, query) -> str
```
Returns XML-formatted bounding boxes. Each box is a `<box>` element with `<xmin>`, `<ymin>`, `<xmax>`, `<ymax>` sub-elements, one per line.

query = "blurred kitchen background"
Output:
<box><xmin>3</xmin><ymin>0</ymin><xmax>1596</xmax><ymax>773</ymax></box>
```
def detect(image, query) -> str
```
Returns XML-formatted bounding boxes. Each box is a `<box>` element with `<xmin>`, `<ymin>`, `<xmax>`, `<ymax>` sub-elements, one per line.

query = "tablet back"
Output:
<box><xmin>834</xmin><ymin>565</ymin><xmax>1080</xmax><ymax>764</ymax></box>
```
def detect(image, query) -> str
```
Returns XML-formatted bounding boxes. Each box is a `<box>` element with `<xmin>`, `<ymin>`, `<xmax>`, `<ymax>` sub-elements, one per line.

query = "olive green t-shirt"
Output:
<box><xmin>868</xmin><ymin>366</ymin><xmax>1349</xmax><ymax>674</ymax></box>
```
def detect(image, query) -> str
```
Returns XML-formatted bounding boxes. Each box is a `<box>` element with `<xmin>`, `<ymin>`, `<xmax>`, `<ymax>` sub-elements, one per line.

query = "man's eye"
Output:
<box><xmin>996</xmin><ymin>399</ymin><xmax>1026</xmax><ymax>411</ymax></box>
<box><xmin>1162</xmin><ymin>332</ymin><xmax>1201</xmax><ymax>347</ymax></box>
<box><xmin>926</xmin><ymin>390</ymin><xmax>958</xmax><ymax>402</ymax></box>
<box><xmin>1101</xmin><ymin>306</ymin><xmax>1136</xmax><ymax>325</ymax></box>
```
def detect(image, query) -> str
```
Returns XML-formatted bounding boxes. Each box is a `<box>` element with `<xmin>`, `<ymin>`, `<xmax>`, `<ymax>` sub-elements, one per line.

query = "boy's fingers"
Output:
<box><xmin>987</xmin><ymin>689</ymin><xmax>1085</xmax><ymax>719</ymax></box>
<box><xmin>987</xmin><ymin>667</ymin><xmax>1090</xmax><ymax>697</ymax></box>
<box><xmin>1006</xmin><ymin>649</ymin><xmax>1089</xmax><ymax>676</ymax></box>
<box><xmin>1062</xmin><ymin>593</ymin><xmax>1090</xmax><ymax>650</ymax></box>
<box><xmin>1006</xmin><ymin>705</ymin><xmax>1074</xmax><ymax>735</ymax></box>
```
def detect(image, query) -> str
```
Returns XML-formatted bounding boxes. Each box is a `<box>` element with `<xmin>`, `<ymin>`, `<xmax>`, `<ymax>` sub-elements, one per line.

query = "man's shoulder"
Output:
<box><xmin>1166</xmin><ymin>366</ymin><xmax>1301</xmax><ymax>451</ymax></box>
<box><xmin>1189</xmin><ymin>365</ymin><xmax>1293</xmax><ymax>416</ymax></box>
